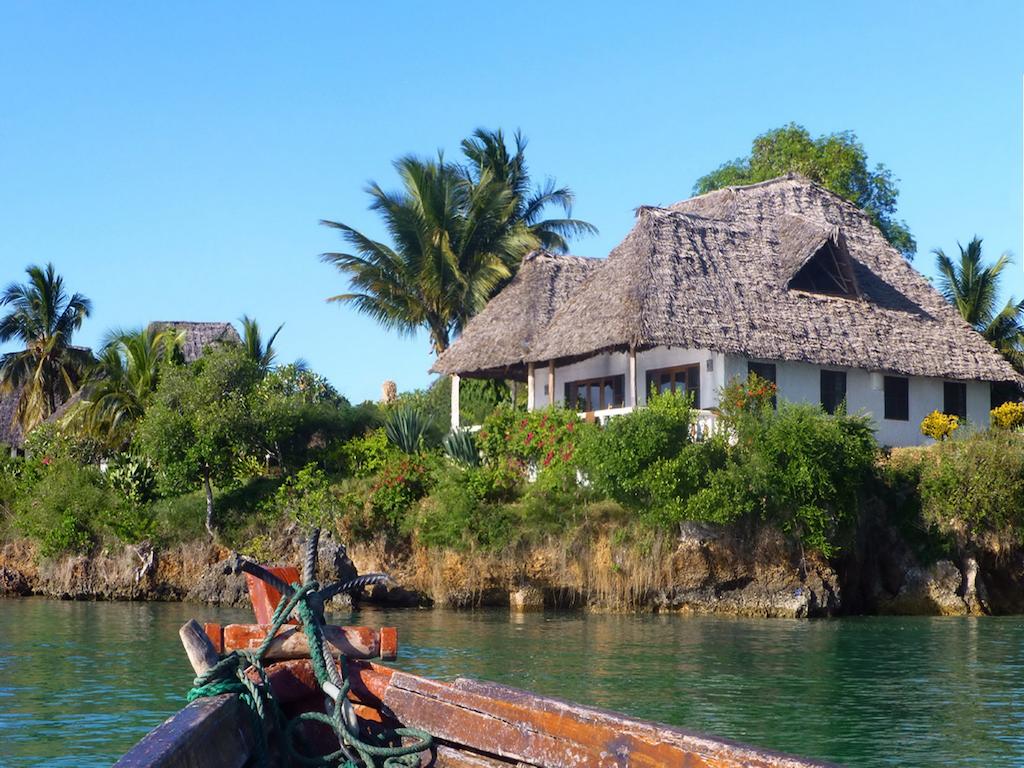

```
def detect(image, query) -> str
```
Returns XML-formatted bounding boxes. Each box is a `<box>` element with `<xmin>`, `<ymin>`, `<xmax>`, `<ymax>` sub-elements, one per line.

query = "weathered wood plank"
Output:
<box><xmin>223</xmin><ymin>623</ymin><xmax>391</xmax><ymax>660</ymax></box>
<box><xmin>113</xmin><ymin>694</ymin><xmax>256</xmax><ymax>768</ymax></box>
<box><xmin>382</xmin><ymin>672</ymin><xmax>839</xmax><ymax>768</ymax></box>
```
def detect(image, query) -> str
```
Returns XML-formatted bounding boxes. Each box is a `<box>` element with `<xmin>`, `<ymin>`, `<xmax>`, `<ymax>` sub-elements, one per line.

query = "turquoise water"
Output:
<box><xmin>1</xmin><ymin>598</ymin><xmax>1023</xmax><ymax>766</ymax></box>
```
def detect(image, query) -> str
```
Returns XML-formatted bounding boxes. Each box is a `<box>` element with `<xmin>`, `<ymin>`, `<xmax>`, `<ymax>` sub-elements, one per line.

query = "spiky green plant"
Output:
<box><xmin>443</xmin><ymin>429</ymin><xmax>481</xmax><ymax>467</ymax></box>
<box><xmin>384</xmin><ymin>406</ymin><xmax>434</xmax><ymax>454</ymax></box>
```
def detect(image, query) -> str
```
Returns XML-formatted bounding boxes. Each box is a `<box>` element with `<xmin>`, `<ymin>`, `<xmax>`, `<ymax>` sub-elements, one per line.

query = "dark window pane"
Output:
<box><xmin>820</xmin><ymin>370</ymin><xmax>847</xmax><ymax>415</ymax></box>
<box><xmin>944</xmin><ymin>382</ymin><xmax>967</xmax><ymax>419</ymax></box>
<box><xmin>884</xmin><ymin>376</ymin><xmax>909</xmax><ymax>421</ymax></box>
<box><xmin>747</xmin><ymin>361</ymin><xmax>776</xmax><ymax>383</ymax></box>
<box><xmin>747</xmin><ymin>362</ymin><xmax>777</xmax><ymax>408</ymax></box>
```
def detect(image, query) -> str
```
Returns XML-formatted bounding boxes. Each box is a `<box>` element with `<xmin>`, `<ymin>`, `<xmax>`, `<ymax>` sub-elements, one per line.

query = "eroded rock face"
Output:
<box><xmin>875</xmin><ymin>560</ymin><xmax>977</xmax><ymax>616</ymax></box>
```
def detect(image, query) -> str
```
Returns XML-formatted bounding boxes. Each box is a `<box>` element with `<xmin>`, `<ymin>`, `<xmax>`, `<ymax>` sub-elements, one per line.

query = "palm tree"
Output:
<box><xmin>240</xmin><ymin>315</ymin><xmax>283</xmax><ymax>371</ymax></box>
<box><xmin>0</xmin><ymin>263</ymin><xmax>93</xmax><ymax>433</ymax></box>
<box><xmin>460</xmin><ymin>128</ymin><xmax>597</xmax><ymax>254</ymax></box>
<box><xmin>935</xmin><ymin>237</ymin><xmax>1024</xmax><ymax>369</ymax></box>
<box><xmin>321</xmin><ymin>154</ymin><xmax>537</xmax><ymax>354</ymax></box>
<box><xmin>74</xmin><ymin>326</ymin><xmax>183</xmax><ymax>448</ymax></box>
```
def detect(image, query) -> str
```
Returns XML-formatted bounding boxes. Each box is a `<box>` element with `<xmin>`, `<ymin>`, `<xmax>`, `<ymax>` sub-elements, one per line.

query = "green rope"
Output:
<box><xmin>188</xmin><ymin>580</ymin><xmax>432</xmax><ymax>768</ymax></box>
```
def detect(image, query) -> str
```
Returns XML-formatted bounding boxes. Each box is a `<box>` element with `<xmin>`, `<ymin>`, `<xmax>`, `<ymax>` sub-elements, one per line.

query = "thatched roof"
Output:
<box><xmin>438</xmin><ymin>175</ymin><xmax>1020</xmax><ymax>384</ymax></box>
<box><xmin>431</xmin><ymin>251</ymin><xmax>602</xmax><ymax>378</ymax></box>
<box><xmin>147</xmin><ymin>321</ymin><xmax>241</xmax><ymax>363</ymax></box>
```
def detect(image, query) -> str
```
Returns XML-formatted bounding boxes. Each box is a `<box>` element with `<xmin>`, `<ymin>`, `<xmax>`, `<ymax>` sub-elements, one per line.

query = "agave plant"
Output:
<box><xmin>384</xmin><ymin>406</ymin><xmax>434</xmax><ymax>454</ymax></box>
<box><xmin>443</xmin><ymin>429</ymin><xmax>481</xmax><ymax>467</ymax></box>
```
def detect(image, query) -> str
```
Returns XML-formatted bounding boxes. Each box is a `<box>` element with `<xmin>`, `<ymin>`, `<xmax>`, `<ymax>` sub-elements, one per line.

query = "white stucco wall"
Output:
<box><xmin>532</xmin><ymin>346</ymin><xmax>992</xmax><ymax>447</ymax></box>
<box><xmin>724</xmin><ymin>355</ymin><xmax>991</xmax><ymax>447</ymax></box>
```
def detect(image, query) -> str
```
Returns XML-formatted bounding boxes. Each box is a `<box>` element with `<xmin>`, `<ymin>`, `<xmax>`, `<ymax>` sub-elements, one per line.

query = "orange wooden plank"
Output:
<box><xmin>245</xmin><ymin>566</ymin><xmax>300</xmax><ymax>625</ymax></box>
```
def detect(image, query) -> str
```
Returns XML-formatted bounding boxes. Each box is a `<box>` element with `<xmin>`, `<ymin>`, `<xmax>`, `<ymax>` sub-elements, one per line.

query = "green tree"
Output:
<box><xmin>694</xmin><ymin>124</ymin><xmax>916</xmax><ymax>258</ymax></box>
<box><xmin>240</xmin><ymin>315</ymin><xmax>283</xmax><ymax>371</ymax></box>
<box><xmin>0</xmin><ymin>263</ymin><xmax>93</xmax><ymax>433</ymax></box>
<box><xmin>75</xmin><ymin>326</ymin><xmax>184</xmax><ymax>448</ymax></box>
<box><xmin>134</xmin><ymin>348</ymin><xmax>263</xmax><ymax>537</ymax></box>
<box><xmin>322</xmin><ymin>155</ymin><xmax>535</xmax><ymax>354</ymax></box>
<box><xmin>460</xmin><ymin>128</ymin><xmax>597</xmax><ymax>254</ymax></box>
<box><xmin>322</xmin><ymin>131</ymin><xmax>594</xmax><ymax>354</ymax></box>
<box><xmin>934</xmin><ymin>237</ymin><xmax>1024</xmax><ymax>370</ymax></box>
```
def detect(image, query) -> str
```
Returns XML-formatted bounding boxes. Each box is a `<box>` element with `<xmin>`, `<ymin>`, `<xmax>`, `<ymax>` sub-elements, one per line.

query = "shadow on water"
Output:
<box><xmin>2</xmin><ymin>598</ymin><xmax>1024</xmax><ymax>767</ymax></box>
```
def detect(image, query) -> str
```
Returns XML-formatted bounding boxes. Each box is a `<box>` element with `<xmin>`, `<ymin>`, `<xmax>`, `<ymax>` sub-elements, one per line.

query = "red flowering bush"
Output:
<box><xmin>717</xmin><ymin>373</ymin><xmax>777</xmax><ymax>439</ymax></box>
<box><xmin>477</xmin><ymin>405</ymin><xmax>581</xmax><ymax>478</ymax></box>
<box><xmin>366</xmin><ymin>455</ymin><xmax>432</xmax><ymax>529</ymax></box>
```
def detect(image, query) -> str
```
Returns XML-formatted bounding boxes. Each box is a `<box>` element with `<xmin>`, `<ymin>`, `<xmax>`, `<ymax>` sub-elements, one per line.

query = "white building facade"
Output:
<box><xmin>521</xmin><ymin>346</ymin><xmax>990</xmax><ymax>447</ymax></box>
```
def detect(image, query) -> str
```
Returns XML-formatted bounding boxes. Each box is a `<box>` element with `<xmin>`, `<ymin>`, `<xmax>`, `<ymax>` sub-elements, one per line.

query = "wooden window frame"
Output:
<box><xmin>819</xmin><ymin>369</ymin><xmax>847</xmax><ymax>415</ymax></box>
<box><xmin>883</xmin><ymin>376</ymin><xmax>909</xmax><ymax>421</ymax></box>
<box><xmin>564</xmin><ymin>375</ymin><xmax>625</xmax><ymax>412</ymax></box>
<box><xmin>644</xmin><ymin>364</ymin><xmax>700</xmax><ymax>408</ymax></box>
<box><xmin>943</xmin><ymin>381</ymin><xmax>967</xmax><ymax>420</ymax></box>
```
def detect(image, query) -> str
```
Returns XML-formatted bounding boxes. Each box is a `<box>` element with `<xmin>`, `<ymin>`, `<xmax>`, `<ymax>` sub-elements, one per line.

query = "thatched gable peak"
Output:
<box><xmin>147</xmin><ymin>321</ymin><xmax>241</xmax><ymax>363</ymax></box>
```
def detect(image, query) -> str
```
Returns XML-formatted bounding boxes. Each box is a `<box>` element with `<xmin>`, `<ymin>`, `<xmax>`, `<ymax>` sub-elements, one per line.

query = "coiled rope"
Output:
<box><xmin>188</xmin><ymin>580</ymin><xmax>432</xmax><ymax>768</ymax></box>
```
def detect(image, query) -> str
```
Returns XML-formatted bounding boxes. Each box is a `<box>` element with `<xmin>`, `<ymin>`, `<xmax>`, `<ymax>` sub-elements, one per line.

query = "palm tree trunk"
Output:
<box><xmin>203</xmin><ymin>465</ymin><xmax>215</xmax><ymax>538</ymax></box>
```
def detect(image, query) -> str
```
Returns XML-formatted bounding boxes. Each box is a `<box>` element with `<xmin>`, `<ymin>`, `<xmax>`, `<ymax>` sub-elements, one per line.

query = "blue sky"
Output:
<box><xmin>1</xmin><ymin>1</ymin><xmax>1021</xmax><ymax>403</ymax></box>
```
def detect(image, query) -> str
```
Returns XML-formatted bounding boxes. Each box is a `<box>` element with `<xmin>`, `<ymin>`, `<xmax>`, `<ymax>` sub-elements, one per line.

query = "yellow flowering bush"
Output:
<box><xmin>920</xmin><ymin>410</ymin><xmax>959</xmax><ymax>441</ymax></box>
<box><xmin>991</xmin><ymin>401</ymin><xmax>1024</xmax><ymax>431</ymax></box>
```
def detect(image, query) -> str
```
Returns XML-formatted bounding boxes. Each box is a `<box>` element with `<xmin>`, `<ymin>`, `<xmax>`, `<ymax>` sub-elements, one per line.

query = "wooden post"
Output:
<box><xmin>510</xmin><ymin>380</ymin><xmax>518</xmax><ymax>408</ymax></box>
<box><xmin>547</xmin><ymin>361</ymin><xmax>555</xmax><ymax>407</ymax></box>
<box><xmin>179</xmin><ymin>619</ymin><xmax>220</xmax><ymax>676</ymax></box>
<box><xmin>628</xmin><ymin>346</ymin><xmax>638</xmax><ymax>408</ymax></box>
<box><xmin>527</xmin><ymin>363</ymin><xmax>535</xmax><ymax>411</ymax></box>
<box><xmin>450</xmin><ymin>374</ymin><xmax>461</xmax><ymax>431</ymax></box>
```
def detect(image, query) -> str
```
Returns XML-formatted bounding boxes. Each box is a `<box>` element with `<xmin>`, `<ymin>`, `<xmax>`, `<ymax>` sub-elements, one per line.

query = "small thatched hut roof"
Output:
<box><xmin>437</xmin><ymin>175</ymin><xmax>1020</xmax><ymax>384</ymax></box>
<box><xmin>147</xmin><ymin>321</ymin><xmax>241</xmax><ymax>363</ymax></box>
<box><xmin>431</xmin><ymin>251</ymin><xmax>602</xmax><ymax>379</ymax></box>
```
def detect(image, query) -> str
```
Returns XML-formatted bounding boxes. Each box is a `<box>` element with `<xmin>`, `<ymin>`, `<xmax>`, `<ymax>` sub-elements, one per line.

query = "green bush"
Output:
<box><xmin>12</xmin><ymin>460</ymin><xmax>120</xmax><ymax>556</ymax></box>
<box><xmin>340</xmin><ymin>428</ymin><xmax>395</xmax><ymax>477</ymax></box>
<box><xmin>415</xmin><ymin>465</ymin><xmax>517</xmax><ymax>550</ymax></box>
<box><xmin>478</xmin><ymin>405</ymin><xmax>581</xmax><ymax>473</ymax></box>
<box><xmin>273</xmin><ymin>464</ymin><xmax>340</xmax><ymax>529</ymax></box>
<box><xmin>149</xmin><ymin>491</ymin><xmax>207</xmax><ymax>545</ymax></box>
<box><xmin>574</xmin><ymin>391</ymin><xmax>693</xmax><ymax>510</ymax></box>
<box><xmin>687</xmin><ymin>403</ymin><xmax>877</xmax><ymax>555</ymax></box>
<box><xmin>917</xmin><ymin>430</ymin><xmax>1024</xmax><ymax>547</ymax></box>
<box><xmin>367</xmin><ymin>455</ymin><xmax>433</xmax><ymax>530</ymax></box>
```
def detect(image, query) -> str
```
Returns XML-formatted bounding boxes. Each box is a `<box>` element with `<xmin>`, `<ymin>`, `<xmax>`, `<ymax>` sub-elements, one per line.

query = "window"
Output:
<box><xmin>565</xmin><ymin>375</ymin><xmax>625</xmax><ymax>412</ymax></box>
<box><xmin>944</xmin><ymin>381</ymin><xmax>967</xmax><ymax>420</ymax></box>
<box><xmin>788</xmin><ymin>236</ymin><xmax>859</xmax><ymax>299</ymax></box>
<box><xmin>819</xmin><ymin>370</ymin><xmax>847</xmax><ymax>415</ymax></box>
<box><xmin>883</xmin><ymin>376</ymin><xmax>909</xmax><ymax>421</ymax></box>
<box><xmin>747</xmin><ymin>361</ymin><xmax>777</xmax><ymax>407</ymax></box>
<box><xmin>645</xmin><ymin>364</ymin><xmax>700</xmax><ymax>408</ymax></box>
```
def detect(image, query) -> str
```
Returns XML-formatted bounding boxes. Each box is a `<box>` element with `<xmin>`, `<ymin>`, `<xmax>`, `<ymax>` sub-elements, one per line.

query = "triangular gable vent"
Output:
<box><xmin>788</xmin><ymin>228</ymin><xmax>859</xmax><ymax>299</ymax></box>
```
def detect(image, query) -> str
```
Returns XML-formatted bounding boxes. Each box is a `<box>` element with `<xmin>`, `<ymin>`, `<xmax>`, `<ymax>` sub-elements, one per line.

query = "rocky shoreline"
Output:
<box><xmin>3</xmin><ymin>519</ymin><xmax>1015</xmax><ymax>617</ymax></box>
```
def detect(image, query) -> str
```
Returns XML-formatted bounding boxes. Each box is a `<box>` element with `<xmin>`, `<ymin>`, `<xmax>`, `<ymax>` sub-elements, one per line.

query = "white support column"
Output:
<box><xmin>450</xmin><ymin>374</ymin><xmax>461</xmax><ymax>431</ymax></box>
<box><xmin>628</xmin><ymin>346</ymin><xmax>638</xmax><ymax>408</ymax></box>
<box><xmin>527</xmin><ymin>363</ymin><xmax>536</xmax><ymax>411</ymax></box>
<box><xmin>547</xmin><ymin>361</ymin><xmax>556</xmax><ymax>408</ymax></box>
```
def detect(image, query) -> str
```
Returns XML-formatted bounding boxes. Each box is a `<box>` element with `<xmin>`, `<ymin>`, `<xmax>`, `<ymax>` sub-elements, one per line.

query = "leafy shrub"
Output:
<box><xmin>575</xmin><ymin>391</ymin><xmax>693</xmax><ymax>510</ymax></box>
<box><xmin>23</xmin><ymin>422</ymin><xmax>104</xmax><ymax>466</ymax></box>
<box><xmin>105</xmin><ymin>453</ymin><xmax>157</xmax><ymax>505</ymax></box>
<box><xmin>149</xmin><ymin>491</ymin><xmax>207</xmax><ymax>544</ymax></box>
<box><xmin>367</xmin><ymin>455</ymin><xmax>432</xmax><ymax>529</ymax></box>
<box><xmin>718</xmin><ymin>374</ymin><xmax>777</xmax><ymax>436</ymax></box>
<box><xmin>274</xmin><ymin>464</ymin><xmax>339</xmax><ymax>529</ymax></box>
<box><xmin>991</xmin><ymin>401</ymin><xmax>1024</xmax><ymax>431</ymax></box>
<box><xmin>12</xmin><ymin>460</ymin><xmax>120</xmax><ymax>556</ymax></box>
<box><xmin>687</xmin><ymin>403</ymin><xmax>877</xmax><ymax>555</ymax></box>
<box><xmin>442</xmin><ymin>429</ymin><xmax>481</xmax><ymax>467</ymax></box>
<box><xmin>415</xmin><ymin>465</ymin><xmax>517</xmax><ymax>550</ymax></box>
<box><xmin>478</xmin><ymin>406</ymin><xmax>580</xmax><ymax>474</ymax></box>
<box><xmin>917</xmin><ymin>430</ymin><xmax>1024</xmax><ymax>548</ymax></box>
<box><xmin>340</xmin><ymin>428</ymin><xmax>395</xmax><ymax>477</ymax></box>
<box><xmin>920</xmin><ymin>410</ymin><xmax>959</xmax><ymax>441</ymax></box>
<box><xmin>384</xmin><ymin>406</ymin><xmax>435</xmax><ymax>454</ymax></box>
